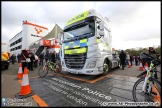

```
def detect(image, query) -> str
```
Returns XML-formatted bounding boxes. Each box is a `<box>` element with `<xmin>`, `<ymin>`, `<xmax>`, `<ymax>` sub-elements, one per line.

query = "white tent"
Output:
<box><xmin>38</xmin><ymin>24</ymin><xmax>63</xmax><ymax>41</ymax></box>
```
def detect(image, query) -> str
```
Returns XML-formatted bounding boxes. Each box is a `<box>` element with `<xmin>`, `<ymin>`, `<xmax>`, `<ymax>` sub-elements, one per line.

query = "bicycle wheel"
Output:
<box><xmin>132</xmin><ymin>77</ymin><xmax>161</xmax><ymax>106</ymax></box>
<box><xmin>38</xmin><ymin>64</ymin><xmax>49</xmax><ymax>78</ymax></box>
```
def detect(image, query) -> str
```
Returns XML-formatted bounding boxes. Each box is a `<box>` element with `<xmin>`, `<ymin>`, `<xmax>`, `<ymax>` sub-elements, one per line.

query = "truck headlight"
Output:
<box><xmin>86</xmin><ymin>61</ymin><xmax>96</xmax><ymax>69</ymax></box>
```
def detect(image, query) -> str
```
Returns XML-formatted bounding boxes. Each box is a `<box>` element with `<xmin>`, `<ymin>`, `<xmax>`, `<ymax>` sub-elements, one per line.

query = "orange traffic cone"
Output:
<box><xmin>127</xmin><ymin>60</ymin><xmax>132</xmax><ymax>68</ymax></box>
<box><xmin>15</xmin><ymin>67</ymin><xmax>35</xmax><ymax>99</ymax></box>
<box><xmin>138</xmin><ymin>60</ymin><xmax>144</xmax><ymax>71</ymax></box>
<box><xmin>144</xmin><ymin>62</ymin><xmax>149</xmax><ymax>71</ymax></box>
<box><xmin>15</xmin><ymin>62</ymin><xmax>23</xmax><ymax>80</ymax></box>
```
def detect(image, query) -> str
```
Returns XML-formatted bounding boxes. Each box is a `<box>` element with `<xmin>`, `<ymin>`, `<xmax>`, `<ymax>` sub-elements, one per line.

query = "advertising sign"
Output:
<box><xmin>40</xmin><ymin>40</ymin><xmax>51</xmax><ymax>46</ymax></box>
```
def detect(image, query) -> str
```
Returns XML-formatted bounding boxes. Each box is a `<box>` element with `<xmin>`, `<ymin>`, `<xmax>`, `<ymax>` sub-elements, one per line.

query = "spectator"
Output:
<box><xmin>20</xmin><ymin>48</ymin><xmax>29</xmax><ymax>73</ymax></box>
<box><xmin>119</xmin><ymin>50</ymin><xmax>127</xmax><ymax>70</ymax></box>
<box><xmin>17</xmin><ymin>53</ymin><xmax>21</xmax><ymax>63</ymax></box>
<box><xmin>140</xmin><ymin>49</ymin><xmax>149</xmax><ymax>68</ymax></box>
<box><xmin>34</xmin><ymin>54</ymin><xmax>39</xmax><ymax>68</ymax></box>
<box><xmin>57</xmin><ymin>50</ymin><xmax>61</xmax><ymax>61</ymax></box>
<box><xmin>57</xmin><ymin>50</ymin><xmax>61</xmax><ymax>66</ymax></box>
<box><xmin>134</xmin><ymin>55</ymin><xmax>138</xmax><ymax>66</ymax></box>
<box><xmin>48</xmin><ymin>51</ymin><xmax>53</xmax><ymax>62</ymax></box>
<box><xmin>39</xmin><ymin>52</ymin><xmax>44</xmax><ymax>66</ymax></box>
<box><xmin>130</xmin><ymin>54</ymin><xmax>133</xmax><ymax>66</ymax></box>
<box><xmin>45</xmin><ymin>51</ymin><xmax>49</xmax><ymax>62</ymax></box>
<box><xmin>125</xmin><ymin>52</ymin><xmax>130</xmax><ymax>66</ymax></box>
<box><xmin>138</xmin><ymin>56</ymin><xmax>141</xmax><ymax>65</ymax></box>
<box><xmin>10</xmin><ymin>54</ymin><xmax>16</xmax><ymax>64</ymax></box>
<box><xmin>51</xmin><ymin>51</ymin><xmax>58</xmax><ymax>63</ymax></box>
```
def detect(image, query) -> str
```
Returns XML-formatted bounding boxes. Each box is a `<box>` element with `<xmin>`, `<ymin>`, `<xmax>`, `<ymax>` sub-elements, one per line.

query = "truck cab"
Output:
<box><xmin>58</xmin><ymin>9</ymin><xmax>119</xmax><ymax>75</ymax></box>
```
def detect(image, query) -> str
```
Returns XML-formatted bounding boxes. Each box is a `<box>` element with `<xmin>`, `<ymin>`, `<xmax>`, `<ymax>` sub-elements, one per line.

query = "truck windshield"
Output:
<box><xmin>64</xmin><ymin>21</ymin><xmax>95</xmax><ymax>40</ymax></box>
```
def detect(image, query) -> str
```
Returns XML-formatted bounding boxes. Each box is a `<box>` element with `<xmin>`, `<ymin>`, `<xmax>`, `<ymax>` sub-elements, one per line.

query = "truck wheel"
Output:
<box><xmin>5</xmin><ymin>66</ymin><xmax>9</xmax><ymax>69</ymax></box>
<box><xmin>102</xmin><ymin>59</ymin><xmax>109</xmax><ymax>75</ymax></box>
<box><xmin>117</xmin><ymin>61</ymin><xmax>120</xmax><ymax>68</ymax></box>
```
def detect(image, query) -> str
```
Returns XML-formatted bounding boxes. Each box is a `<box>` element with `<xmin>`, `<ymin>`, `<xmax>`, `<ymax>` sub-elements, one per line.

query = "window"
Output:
<box><xmin>103</xmin><ymin>28</ymin><xmax>109</xmax><ymax>44</ymax></box>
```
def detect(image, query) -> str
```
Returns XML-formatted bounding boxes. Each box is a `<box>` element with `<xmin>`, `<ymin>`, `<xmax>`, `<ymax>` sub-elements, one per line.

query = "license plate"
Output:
<box><xmin>69</xmin><ymin>70</ymin><xmax>78</xmax><ymax>74</ymax></box>
<box><xmin>73</xmin><ymin>71</ymin><xmax>78</xmax><ymax>74</ymax></box>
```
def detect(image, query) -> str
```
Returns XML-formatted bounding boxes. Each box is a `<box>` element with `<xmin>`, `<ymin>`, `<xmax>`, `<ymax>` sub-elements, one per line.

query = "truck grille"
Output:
<box><xmin>64</xmin><ymin>53</ymin><xmax>86</xmax><ymax>70</ymax></box>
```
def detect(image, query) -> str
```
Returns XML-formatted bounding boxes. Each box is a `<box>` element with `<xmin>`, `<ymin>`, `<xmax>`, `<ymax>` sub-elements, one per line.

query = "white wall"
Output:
<box><xmin>22</xmin><ymin>21</ymin><xmax>49</xmax><ymax>49</ymax></box>
<box><xmin>1</xmin><ymin>41</ymin><xmax>9</xmax><ymax>52</ymax></box>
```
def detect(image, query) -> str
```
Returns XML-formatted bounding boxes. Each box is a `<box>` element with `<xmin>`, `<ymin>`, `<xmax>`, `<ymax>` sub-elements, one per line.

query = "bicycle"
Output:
<box><xmin>132</xmin><ymin>53</ymin><xmax>161</xmax><ymax>107</ymax></box>
<box><xmin>38</xmin><ymin>60</ymin><xmax>62</xmax><ymax>78</ymax></box>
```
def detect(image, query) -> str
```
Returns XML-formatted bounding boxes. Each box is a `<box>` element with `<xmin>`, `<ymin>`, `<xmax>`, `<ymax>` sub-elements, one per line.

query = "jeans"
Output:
<box><xmin>125</xmin><ymin>59</ymin><xmax>129</xmax><ymax>65</ymax></box>
<box><xmin>40</xmin><ymin>59</ymin><xmax>44</xmax><ymax>66</ymax></box>
<box><xmin>35</xmin><ymin>60</ymin><xmax>38</xmax><ymax>67</ymax></box>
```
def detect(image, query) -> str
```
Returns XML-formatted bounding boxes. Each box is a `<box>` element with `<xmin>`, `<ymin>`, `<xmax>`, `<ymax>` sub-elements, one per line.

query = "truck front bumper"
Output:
<box><xmin>61</xmin><ymin>57</ymin><xmax>104</xmax><ymax>75</ymax></box>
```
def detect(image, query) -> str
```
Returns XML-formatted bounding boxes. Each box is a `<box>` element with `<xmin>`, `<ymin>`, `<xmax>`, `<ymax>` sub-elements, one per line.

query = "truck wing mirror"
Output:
<box><xmin>99</xmin><ymin>21</ymin><xmax>104</xmax><ymax>30</ymax></box>
<box><xmin>58</xmin><ymin>32</ymin><xmax>63</xmax><ymax>39</ymax></box>
<box><xmin>97</xmin><ymin>21</ymin><xmax>105</xmax><ymax>39</ymax></box>
<box><xmin>58</xmin><ymin>32</ymin><xmax>63</xmax><ymax>45</ymax></box>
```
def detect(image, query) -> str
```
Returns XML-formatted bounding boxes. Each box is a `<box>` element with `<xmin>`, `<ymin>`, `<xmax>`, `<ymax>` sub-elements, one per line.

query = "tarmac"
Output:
<box><xmin>1</xmin><ymin>64</ymin><xmax>39</xmax><ymax>107</ymax></box>
<box><xmin>1</xmin><ymin>62</ymin><xmax>161</xmax><ymax>107</ymax></box>
<box><xmin>1</xmin><ymin>75</ymin><xmax>39</xmax><ymax>107</ymax></box>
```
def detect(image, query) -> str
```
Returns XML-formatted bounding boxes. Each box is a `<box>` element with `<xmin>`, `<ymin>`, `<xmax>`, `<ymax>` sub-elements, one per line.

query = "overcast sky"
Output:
<box><xmin>2</xmin><ymin>1</ymin><xmax>161</xmax><ymax>50</ymax></box>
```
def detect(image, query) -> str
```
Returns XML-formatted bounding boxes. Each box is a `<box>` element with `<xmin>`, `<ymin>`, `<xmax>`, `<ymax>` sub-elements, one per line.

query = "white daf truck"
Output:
<box><xmin>58</xmin><ymin>9</ymin><xmax>120</xmax><ymax>75</ymax></box>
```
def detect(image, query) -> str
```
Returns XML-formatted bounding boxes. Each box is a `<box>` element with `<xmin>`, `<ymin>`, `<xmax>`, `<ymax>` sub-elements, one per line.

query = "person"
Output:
<box><xmin>48</xmin><ymin>51</ymin><xmax>53</xmax><ymax>62</ymax></box>
<box><xmin>51</xmin><ymin>51</ymin><xmax>58</xmax><ymax>63</ymax></box>
<box><xmin>28</xmin><ymin>52</ymin><xmax>35</xmax><ymax>71</ymax></box>
<box><xmin>119</xmin><ymin>50</ymin><xmax>127</xmax><ymax>70</ymax></box>
<box><xmin>140</xmin><ymin>49</ymin><xmax>149</xmax><ymax>68</ymax></box>
<box><xmin>130</xmin><ymin>54</ymin><xmax>133</xmax><ymax>66</ymax></box>
<box><xmin>125</xmin><ymin>52</ymin><xmax>130</xmax><ymax>66</ymax></box>
<box><xmin>17</xmin><ymin>53</ymin><xmax>21</xmax><ymax>63</ymax></box>
<box><xmin>57</xmin><ymin>50</ymin><xmax>61</xmax><ymax>61</ymax></box>
<box><xmin>10</xmin><ymin>54</ymin><xmax>16</xmax><ymax>64</ymax></box>
<box><xmin>57</xmin><ymin>50</ymin><xmax>61</xmax><ymax>66</ymax></box>
<box><xmin>134</xmin><ymin>55</ymin><xmax>138</xmax><ymax>66</ymax></box>
<box><xmin>138</xmin><ymin>56</ymin><xmax>141</xmax><ymax>65</ymax></box>
<box><xmin>39</xmin><ymin>52</ymin><xmax>44</xmax><ymax>66</ymax></box>
<box><xmin>20</xmin><ymin>48</ymin><xmax>29</xmax><ymax>73</ymax></box>
<box><xmin>34</xmin><ymin>54</ymin><xmax>39</xmax><ymax>68</ymax></box>
<box><xmin>147</xmin><ymin>47</ymin><xmax>160</xmax><ymax>66</ymax></box>
<box><xmin>45</xmin><ymin>51</ymin><xmax>49</xmax><ymax>62</ymax></box>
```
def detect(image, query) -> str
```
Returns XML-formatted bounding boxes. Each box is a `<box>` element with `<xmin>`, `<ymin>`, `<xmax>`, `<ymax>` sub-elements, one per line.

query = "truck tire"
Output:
<box><xmin>5</xmin><ymin>65</ymin><xmax>9</xmax><ymax>69</ymax></box>
<box><xmin>102</xmin><ymin>59</ymin><xmax>109</xmax><ymax>75</ymax></box>
<box><xmin>117</xmin><ymin>61</ymin><xmax>120</xmax><ymax>68</ymax></box>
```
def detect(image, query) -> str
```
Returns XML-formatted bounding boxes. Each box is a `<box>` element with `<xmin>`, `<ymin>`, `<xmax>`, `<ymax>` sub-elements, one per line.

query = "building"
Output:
<box><xmin>1</xmin><ymin>41</ymin><xmax>10</xmax><ymax>53</ymax></box>
<box><xmin>29</xmin><ymin>23</ymin><xmax>63</xmax><ymax>56</ymax></box>
<box><xmin>8</xmin><ymin>20</ymin><xmax>63</xmax><ymax>56</ymax></box>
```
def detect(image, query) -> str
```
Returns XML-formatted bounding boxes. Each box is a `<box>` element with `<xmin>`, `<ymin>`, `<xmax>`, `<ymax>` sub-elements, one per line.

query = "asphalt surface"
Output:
<box><xmin>1</xmin><ymin>62</ymin><xmax>161</xmax><ymax>107</ymax></box>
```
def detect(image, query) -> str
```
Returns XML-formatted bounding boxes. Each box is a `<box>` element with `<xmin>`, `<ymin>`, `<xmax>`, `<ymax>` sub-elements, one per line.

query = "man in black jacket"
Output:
<box><xmin>119</xmin><ymin>50</ymin><xmax>127</xmax><ymax>70</ymax></box>
<box><xmin>10</xmin><ymin>54</ymin><xmax>16</xmax><ymax>64</ymax></box>
<box><xmin>45</xmin><ymin>51</ymin><xmax>49</xmax><ymax>62</ymax></box>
